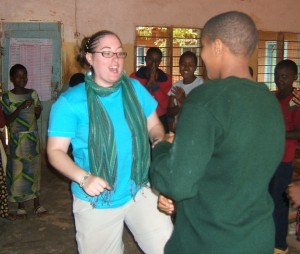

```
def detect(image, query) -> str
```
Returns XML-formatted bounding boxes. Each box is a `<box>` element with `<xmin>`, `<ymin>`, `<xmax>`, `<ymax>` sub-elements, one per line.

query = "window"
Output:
<box><xmin>258</xmin><ymin>31</ymin><xmax>300</xmax><ymax>91</ymax></box>
<box><xmin>134</xmin><ymin>26</ymin><xmax>203</xmax><ymax>84</ymax></box>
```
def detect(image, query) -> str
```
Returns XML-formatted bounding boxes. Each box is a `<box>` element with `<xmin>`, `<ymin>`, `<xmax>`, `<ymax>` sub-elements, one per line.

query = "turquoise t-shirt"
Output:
<box><xmin>48</xmin><ymin>78</ymin><xmax>157</xmax><ymax>208</ymax></box>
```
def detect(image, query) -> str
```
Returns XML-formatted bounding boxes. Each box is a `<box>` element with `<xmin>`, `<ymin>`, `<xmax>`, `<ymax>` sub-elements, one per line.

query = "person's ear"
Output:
<box><xmin>213</xmin><ymin>39</ymin><xmax>223</xmax><ymax>56</ymax></box>
<box><xmin>85</xmin><ymin>52</ymin><xmax>93</xmax><ymax>66</ymax></box>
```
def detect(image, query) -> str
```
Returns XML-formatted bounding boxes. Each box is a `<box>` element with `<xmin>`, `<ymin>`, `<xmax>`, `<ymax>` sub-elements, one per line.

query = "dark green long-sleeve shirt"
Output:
<box><xmin>150</xmin><ymin>77</ymin><xmax>285</xmax><ymax>254</ymax></box>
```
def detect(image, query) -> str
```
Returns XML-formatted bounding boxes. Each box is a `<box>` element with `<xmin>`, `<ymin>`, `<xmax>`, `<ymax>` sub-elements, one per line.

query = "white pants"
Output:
<box><xmin>73</xmin><ymin>187</ymin><xmax>173</xmax><ymax>254</ymax></box>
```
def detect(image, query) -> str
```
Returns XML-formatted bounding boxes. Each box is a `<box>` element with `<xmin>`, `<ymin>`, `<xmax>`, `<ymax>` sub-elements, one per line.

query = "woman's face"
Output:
<box><xmin>86</xmin><ymin>34</ymin><xmax>125</xmax><ymax>87</ymax></box>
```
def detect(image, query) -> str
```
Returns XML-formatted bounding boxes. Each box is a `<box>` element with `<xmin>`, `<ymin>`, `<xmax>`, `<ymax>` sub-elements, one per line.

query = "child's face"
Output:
<box><xmin>10</xmin><ymin>69</ymin><xmax>28</xmax><ymax>88</ymax></box>
<box><xmin>179</xmin><ymin>56</ymin><xmax>196</xmax><ymax>80</ymax></box>
<box><xmin>275</xmin><ymin>66</ymin><xmax>297</xmax><ymax>92</ymax></box>
<box><xmin>145</xmin><ymin>53</ymin><xmax>162</xmax><ymax>70</ymax></box>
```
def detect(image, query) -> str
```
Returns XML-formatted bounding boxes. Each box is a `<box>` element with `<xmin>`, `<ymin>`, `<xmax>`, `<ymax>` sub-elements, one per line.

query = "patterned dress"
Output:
<box><xmin>2</xmin><ymin>90</ymin><xmax>41</xmax><ymax>202</ymax></box>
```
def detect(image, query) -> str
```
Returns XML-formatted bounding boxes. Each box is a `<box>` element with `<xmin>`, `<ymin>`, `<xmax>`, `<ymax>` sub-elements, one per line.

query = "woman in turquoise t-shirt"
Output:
<box><xmin>47</xmin><ymin>30</ymin><xmax>173</xmax><ymax>254</ymax></box>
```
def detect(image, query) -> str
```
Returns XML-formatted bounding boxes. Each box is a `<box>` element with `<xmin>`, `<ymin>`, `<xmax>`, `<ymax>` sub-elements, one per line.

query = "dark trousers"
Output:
<box><xmin>269</xmin><ymin>162</ymin><xmax>294</xmax><ymax>250</ymax></box>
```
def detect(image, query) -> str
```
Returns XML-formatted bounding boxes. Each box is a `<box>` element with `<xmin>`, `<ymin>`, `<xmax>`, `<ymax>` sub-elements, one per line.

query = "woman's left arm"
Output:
<box><xmin>147</xmin><ymin>111</ymin><xmax>165</xmax><ymax>147</ymax></box>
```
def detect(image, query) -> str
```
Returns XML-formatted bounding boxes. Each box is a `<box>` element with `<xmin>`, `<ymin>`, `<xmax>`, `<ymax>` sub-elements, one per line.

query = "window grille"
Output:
<box><xmin>134</xmin><ymin>26</ymin><xmax>203</xmax><ymax>84</ymax></box>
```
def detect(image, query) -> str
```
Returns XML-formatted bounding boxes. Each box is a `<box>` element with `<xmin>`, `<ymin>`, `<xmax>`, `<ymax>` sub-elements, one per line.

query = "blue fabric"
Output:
<box><xmin>269</xmin><ymin>162</ymin><xmax>294</xmax><ymax>250</ymax></box>
<box><xmin>48</xmin><ymin>78</ymin><xmax>157</xmax><ymax>208</ymax></box>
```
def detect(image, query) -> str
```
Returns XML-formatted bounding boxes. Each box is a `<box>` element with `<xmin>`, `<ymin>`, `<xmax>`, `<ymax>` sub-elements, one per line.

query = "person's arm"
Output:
<box><xmin>147</xmin><ymin>111</ymin><xmax>165</xmax><ymax>147</ymax></box>
<box><xmin>167</xmin><ymin>95</ymin><xmax>180</xmax><ymax>117</ymax></box>
<box><xmin>4</xmin><ymin>99</ymin><xmax>32</xmax><ymax>125</ymax></box>
<box><xmin>150</xmin><ymin>103</ymin><xmax>219</xmax><ymax>201</ymax></box>
<box><xmin>32</xmin><ymin>90</ymin><xmax>42</xmax><ymax>119</ymax></box>
<box><xmin>47</xmin><ymin>137</ymin><xmax>111</xmax><ymax>196</ymax></box>
<box><xmin>35</xmin><ymin>105</ymin><xmax>42</xmax><ymax>119</ymax></box>
<box><xmin>167</xmin><ymin>87</ymin><xmax>186</xmax><ymax>117</ymax></box>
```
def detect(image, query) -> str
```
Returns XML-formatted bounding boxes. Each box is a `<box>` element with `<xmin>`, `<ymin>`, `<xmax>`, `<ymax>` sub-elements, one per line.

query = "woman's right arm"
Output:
<box><xmin>47</xmin><ymin>137</ymin><xmax>111</xmax><ymax>195</ymax></box>
<box><xmin>47</xmin><ymin>136</ymin><xmax>86</xmax><ymax>182</ymax></box>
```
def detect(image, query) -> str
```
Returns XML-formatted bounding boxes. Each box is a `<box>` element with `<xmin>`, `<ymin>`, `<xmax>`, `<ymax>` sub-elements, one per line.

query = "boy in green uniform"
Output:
<box><xmin>150</xmin><ymin>11</ymin><xmax>285</xmax><ymax>253</ymax></box>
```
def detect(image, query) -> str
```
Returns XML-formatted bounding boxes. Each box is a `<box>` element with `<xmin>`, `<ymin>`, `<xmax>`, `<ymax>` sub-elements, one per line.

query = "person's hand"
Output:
<box><xmin>82</xmin><ymin>174</ymin><xmax>111</xmax><ymax>196</ymax></box>
<box><xmin>158</xmin><ymin>194</ymin><xmax>175</xmax><ymax>215</ymax></box>
<box><xmin>288</xmin><ymin>182</ymin><xmax>300</xmax><ymax>207</ymax></box>
<box><xmin>292</xmin><ymin>88</ymin><xmax>300</xmax><ymax>106</ymax></box>
<box><xmin>164</xmin><ymin>132</ymin><xmax>175</xmax><ymax>143</ymax></box>
<box><xmin>147</xmin><ymin>63</ymin><xmax>157</xmax><ymax>86</ymax></box>
<box><xmin>21</xmin><ymin>99</ymin><xmax>34</xmax><ymax>109</ymax></box>
<box><xmin>171</xmin><ymin>86</ymin><xmax>186</xmax><ymax>106</ymax></box>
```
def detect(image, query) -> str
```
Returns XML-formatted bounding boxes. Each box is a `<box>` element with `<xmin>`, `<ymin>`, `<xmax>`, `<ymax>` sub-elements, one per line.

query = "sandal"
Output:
<box><xmin>16</xmin><ymin>208</ymin><xmax>27</xmax><ymax>219</ymax></box>
<box><xmin>34</xmin><ymin>206</ymin><xmax>47</xmax><ymax>216</ymax></box>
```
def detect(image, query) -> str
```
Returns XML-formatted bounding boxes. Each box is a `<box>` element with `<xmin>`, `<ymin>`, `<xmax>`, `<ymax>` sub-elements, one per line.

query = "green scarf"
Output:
<box><xmin>85</xmin><ymin>71</ymin><xmax>150</xmax><ymax>193</ymax></box>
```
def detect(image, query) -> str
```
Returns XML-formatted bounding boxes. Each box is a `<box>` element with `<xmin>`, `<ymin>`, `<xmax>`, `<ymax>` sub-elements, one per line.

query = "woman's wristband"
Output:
<box><xmin>79</xmin><ymin>172</ymin><xmax>91</xmax><ymax>187</ymax></box>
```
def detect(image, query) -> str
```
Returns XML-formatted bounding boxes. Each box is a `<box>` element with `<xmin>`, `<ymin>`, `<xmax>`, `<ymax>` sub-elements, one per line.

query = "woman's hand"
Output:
<box><xmin>82</xmin><ymin>175</ymin><xmax>111</xmax><ymax>196</ymax></box>
<box><xmin>158</xmin><ymin>194</ymin><xmax>175</xmax><ymax>215</ymax></box>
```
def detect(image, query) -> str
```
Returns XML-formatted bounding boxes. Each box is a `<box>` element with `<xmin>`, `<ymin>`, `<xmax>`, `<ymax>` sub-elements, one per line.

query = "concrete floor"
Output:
<box><xmin>1</xmin><ymin>161</ymin><xmax>300</xmax><ymax>254</ymax></box>
<box><xmin>0</xmin><ymin>162</ymin><xmax>142</xmax><ymax>254</ymax></box>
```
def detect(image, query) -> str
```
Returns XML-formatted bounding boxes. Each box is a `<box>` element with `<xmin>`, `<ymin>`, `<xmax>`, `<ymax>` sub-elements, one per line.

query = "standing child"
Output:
<box><xmin>2</xmin><ymin>64</ymin><xmax>47</xmax><ymax>218</ymax></box>
<box><xmin>150</xmin><ymin>11</ymin><xmax>285</xmax><ymax>254</ymax></box>
<box><xmin>269</xmin><ymin>59</ymin><xmax>300</xmax><ymax>254</ymax></box>
<box><xmin>130</xmin><ymin>47</ymin><xmax>172</xmax><ymax>133</ymax></box>
<box><xmin>168</xmin><ymin>51</ymin><xmax>203</xmax><ymax>131</ymax></box>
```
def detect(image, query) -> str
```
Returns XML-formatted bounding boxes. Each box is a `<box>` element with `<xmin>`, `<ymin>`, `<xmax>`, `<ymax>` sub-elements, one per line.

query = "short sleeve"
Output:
<box><xmin>130</xmin><ymin>78</ymin><xmax>157</xmax><ymax>118</ymax></box>
<box><xmin>48</xmin><ymin>95</ymin><xmax>77</xmax><ymax>138</ymax></box>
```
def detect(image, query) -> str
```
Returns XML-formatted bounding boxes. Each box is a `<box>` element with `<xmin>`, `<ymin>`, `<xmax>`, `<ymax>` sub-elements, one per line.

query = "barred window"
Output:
<box><xmin>257</xmin><ymin>31</ymin><xmax>300</xmax><ymax>91</ymax></box>
<box><xmin>134</xmin><ymin>26</ymin><xmax>204</xmax><ymax>84</ymax></box>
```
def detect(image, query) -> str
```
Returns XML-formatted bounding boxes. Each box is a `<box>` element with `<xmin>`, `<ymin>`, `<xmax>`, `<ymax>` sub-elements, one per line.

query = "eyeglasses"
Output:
<box><xmin>92</xmin><ymin>51</ymin><xmax>127</xmax><ymax>58</ymax></box>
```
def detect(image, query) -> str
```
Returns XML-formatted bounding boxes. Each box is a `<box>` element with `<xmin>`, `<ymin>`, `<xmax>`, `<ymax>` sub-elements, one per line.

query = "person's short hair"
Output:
<box><xmin>10</xmin><ymin>64</ymin><xmax>27</xmax><ymax>78</ymax></box>
<box><xmin>275</xmin><ymin>59</ymin><xmax>298</xmax><ymax>75</ymax></box>
<box><xmin>179</xmin><ymin>51</ymin><xmax>198</xmax><ymax>66</ymax></box>
<box><xmin>69</xmin><ymin>73</ymin><xmax>85</xmax><ymax>87</ymax></box>
<box><xmin>146</xmin><ymin>47</ymin><xmax>163</xmax><ymax>59</ymax></box>
<box><xmin>202</xmin><ymin>11</ymin><xmax>258</xmax><ymax>57</ymax></box>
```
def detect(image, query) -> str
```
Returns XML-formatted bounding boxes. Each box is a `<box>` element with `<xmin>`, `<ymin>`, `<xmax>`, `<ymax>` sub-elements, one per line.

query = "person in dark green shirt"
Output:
<box><xmin>150</xmin><ymin>11</ymin><xmax>285</xmax><ymax>254</ymax></box>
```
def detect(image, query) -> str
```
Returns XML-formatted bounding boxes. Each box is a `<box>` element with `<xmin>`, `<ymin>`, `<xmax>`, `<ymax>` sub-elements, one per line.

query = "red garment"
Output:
<box><xmin>277</xmin><ymin>93</ymin><xmax>300</xmax><ymax>162</ymax></box>
<box><xmin>130</xmin><ymin>70</ymin><xmax>172</xmax><ymax>117</ymax></box>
